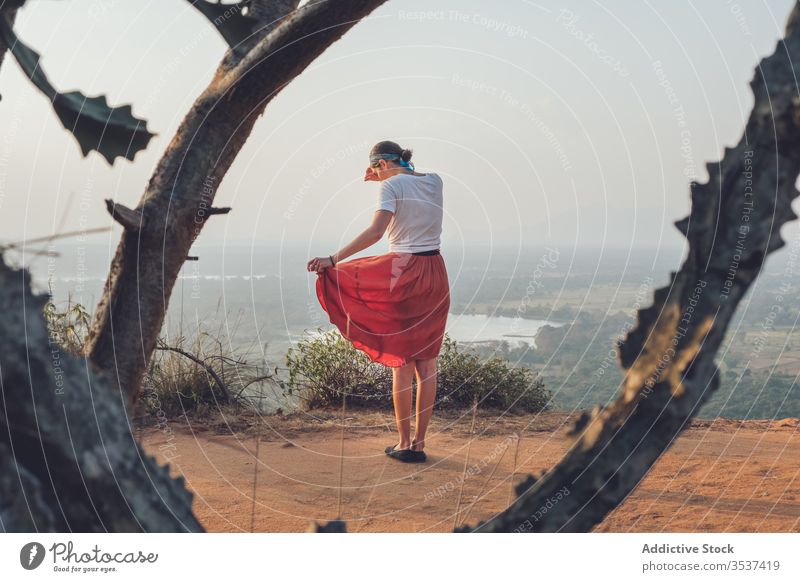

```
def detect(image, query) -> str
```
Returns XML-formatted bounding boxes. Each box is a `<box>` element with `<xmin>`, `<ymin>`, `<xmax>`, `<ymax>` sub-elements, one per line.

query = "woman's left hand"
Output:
<box><xmin>307</xmin><ymin>256</ymin><xmax>334</xmax><ymax>272</ymax></box>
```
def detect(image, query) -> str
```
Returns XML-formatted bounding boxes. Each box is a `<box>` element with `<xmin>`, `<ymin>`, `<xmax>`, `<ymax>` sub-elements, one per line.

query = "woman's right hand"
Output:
<box><xmin>307</xmin><ymin>256</ymin><xmax>334</xmax><ymax>272</ymax></box>
<box><xmin>364</xmin><ymin>166</ymin><xmax>379</xmax><ymax>182</ymax></box>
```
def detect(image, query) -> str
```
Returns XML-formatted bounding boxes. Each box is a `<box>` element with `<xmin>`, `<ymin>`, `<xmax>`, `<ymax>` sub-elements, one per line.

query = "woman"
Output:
<box><xmin>307</xmin><ymin>140</ymin><xmax>450</xmax><ymax>464</ymax></box>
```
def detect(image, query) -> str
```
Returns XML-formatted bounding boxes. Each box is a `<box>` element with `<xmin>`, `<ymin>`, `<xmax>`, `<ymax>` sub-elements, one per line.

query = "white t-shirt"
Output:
<box><xmin>377</xmin><ymin>172</ymin><xmax>444</xmax><ymax>253</ymax></box>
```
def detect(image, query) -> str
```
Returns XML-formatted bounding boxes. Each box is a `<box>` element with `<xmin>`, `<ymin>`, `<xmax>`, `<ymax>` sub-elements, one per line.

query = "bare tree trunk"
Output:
<box><xmin>464</xmin><ymin>1</ymin><xmax>800</xmax><ymax>533</ymax></box>
<box><xmin>0</xmin><ymin>258</ymin><xmax>202</xmax><ymax>532</ymax></box>
<box><xmin>85</xmin><ymin>0</ymin><xmax>388</xmax><ymax>406</ymax></box>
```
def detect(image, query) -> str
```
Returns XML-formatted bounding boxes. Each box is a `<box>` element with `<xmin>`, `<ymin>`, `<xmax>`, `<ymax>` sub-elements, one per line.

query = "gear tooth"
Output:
<box><xmin>674</xmin><ymin>216</ymin><xmax>690</xmax><ymax>237</ymax></box>
<box><xmin>179</xmin><ymin>480</ymin><xmax>193</xmax><ymax>503</ymax></box>
<box><xmin>706</xmin><ymin>160</ymin><xmax>722</xmax><ymax>178</ymax></box>
<box><xmin>514</xmin><ymin>473</ymin><xmax>538</xmax><ymax>497</ymax></box>
<box><xmin>767</xmin><ymin>236</ymin><xmax>786</xmax><ymax>254</ymax></box>
<box><xmin>566</xmin><ymin>411</ymin><xmax>591</xmax><ymax>437</ymax></box>
<box><xmin>307</xmin><ymin>519</ymin><xmax>348</xmax><ymax>533</ymax></box>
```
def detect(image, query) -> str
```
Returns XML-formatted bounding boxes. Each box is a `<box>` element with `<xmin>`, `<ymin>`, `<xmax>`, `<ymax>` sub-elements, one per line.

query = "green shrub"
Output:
<box><xmin>284</xmin><ymin>329</ymin><xmax>550</xmax><ymax>413</ymax></box>
<box><xmin>436</xmin><ymin>335</ymin><xmax>551</xmax><ymax>412</ymax></box>
<box><xmin>285</xmin><ymin>327</ymin><xmax>392</xmax><ymax>408</ymax></box>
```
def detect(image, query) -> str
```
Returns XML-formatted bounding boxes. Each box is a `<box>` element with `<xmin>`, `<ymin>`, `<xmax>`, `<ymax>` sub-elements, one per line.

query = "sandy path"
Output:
<box><xmin>139</xmin><ymin>411</ymin><xmax>800</xmax><ymax>532</ymax></box>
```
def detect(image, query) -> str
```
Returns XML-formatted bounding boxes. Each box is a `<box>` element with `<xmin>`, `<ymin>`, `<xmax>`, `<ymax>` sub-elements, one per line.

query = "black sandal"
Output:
<box><xmin>407</xmin><ymin>449</ymin><xmax>426</xmax><ymax>462</ymax></box>
<box><xmin>385</xmin><ymin>444</ymin><xmax>427</xmax><ymax>463</ymax></box>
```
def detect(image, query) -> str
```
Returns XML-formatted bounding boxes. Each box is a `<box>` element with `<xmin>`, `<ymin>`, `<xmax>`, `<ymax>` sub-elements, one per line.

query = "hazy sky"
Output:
<box><xmin>1</xmin><ymin>0</ymin><xmax>799</xmax><ymax>254</ymax></box>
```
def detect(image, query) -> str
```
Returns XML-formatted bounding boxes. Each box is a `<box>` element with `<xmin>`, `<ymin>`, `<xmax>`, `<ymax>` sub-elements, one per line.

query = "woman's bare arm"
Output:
<box><xmin>333</xmin><ymin>210</ymin><xmax>393</xmax><ymax>262</ymax></box>
<box><xmin>307</xmin><ymin>210</ymin><xmax>393</xmax><ymax>272</ymax></box>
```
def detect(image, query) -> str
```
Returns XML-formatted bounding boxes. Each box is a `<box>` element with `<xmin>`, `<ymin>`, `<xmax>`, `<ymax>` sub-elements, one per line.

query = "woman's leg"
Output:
<box><xmin>412</xmin><ymin>357</ymin><xmax>438</xmax><ymax>452</ymax></box>
<box><xmin>391</xmin><ymin>362</ymin><xmax>416</xmax><ymax>449</ymax></box>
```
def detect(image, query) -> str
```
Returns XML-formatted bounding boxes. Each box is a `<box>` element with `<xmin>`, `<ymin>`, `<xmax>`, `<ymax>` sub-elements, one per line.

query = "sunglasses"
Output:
<box><xmin>369</xmin><ymin>154</ymin><xmax>401</xmax><ymax>168</ymax></box>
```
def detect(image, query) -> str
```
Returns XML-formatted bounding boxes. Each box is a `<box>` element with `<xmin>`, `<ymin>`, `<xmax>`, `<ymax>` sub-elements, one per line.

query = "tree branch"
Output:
<box><xmin>189</xmin><ymin>0</ymin><xmax>302</xmax><ymax>66</ymax></box>
<box><xmin>85</xmin><ymin>0</ymin><xmax>388</xmax><ymax>406</ymax></box>
<box><xmin>105</xmin><ymin>198</ymin><xmax>146</xmax><ymax>231</ymax></box>
<box><xmin>155</xmin><ymin>342</ymin><xmax>231</xmax><ymax>404</ymax></box>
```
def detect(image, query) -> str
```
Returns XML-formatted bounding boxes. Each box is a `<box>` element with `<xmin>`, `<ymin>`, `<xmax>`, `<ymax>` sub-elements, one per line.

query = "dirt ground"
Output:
<box><xmin>139</xmin><ymin>409</ymin><xmax>800</xmax><ymax>533</ymax></box>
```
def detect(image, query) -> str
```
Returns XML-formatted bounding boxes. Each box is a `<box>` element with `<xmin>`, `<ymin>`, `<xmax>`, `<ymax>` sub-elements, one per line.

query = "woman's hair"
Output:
<box><xmin>370</xmin><ymin>140</ymin><xmax>413</xmax><ymax>163</ymax></box>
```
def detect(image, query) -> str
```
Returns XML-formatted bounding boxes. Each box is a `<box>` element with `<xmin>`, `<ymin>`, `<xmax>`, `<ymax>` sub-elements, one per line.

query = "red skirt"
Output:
<box><xmin>315</xmin><ymin>252</ymin><xmax>450</xmax><ymax>367</ymax></box>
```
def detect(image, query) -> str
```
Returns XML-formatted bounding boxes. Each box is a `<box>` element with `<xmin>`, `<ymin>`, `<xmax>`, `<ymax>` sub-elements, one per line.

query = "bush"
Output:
<box><xmin>284</xmin><ymin>329</ymin><xmax>550</xmax><ymax>413</ymax></box>
<box><xmin>141</xmin><ymin>322</ymin><xmax>281</xmax><ymax>418</ymax></box>
<box><xmin>436</xmin><ymin>335</ymin><xmax>551</xmax><ymax>412</ymax></box>
<box><xmin>285</xmin><ymin>327</ymin><xmax>392</xmax><ymax>409</ymax></box>
<box><xmin>143</xmin><ymin>336</ymin><xmax>228</xmax><ymax>418</ymax></box>
<box><xmin>43</xmin><ymin>298</ymin><xmax>280</xmax><ymax>418</ymax></box>
<box><xmin>43</xmin><ymin>297</ymin><xmax>91</xmax><ymax>356</ymax></box>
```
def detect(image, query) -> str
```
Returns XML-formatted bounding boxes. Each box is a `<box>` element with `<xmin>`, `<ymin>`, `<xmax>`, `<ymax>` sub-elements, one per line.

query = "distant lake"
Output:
<box><xmin>444</xmin><ymin>313</ymin><xmax>563</xmax><ymax>348</ymax></box>
<box><xmin>296</xmin><ymin>313</ymin><xmax>563</xmax><ymax>350</ymax></box>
